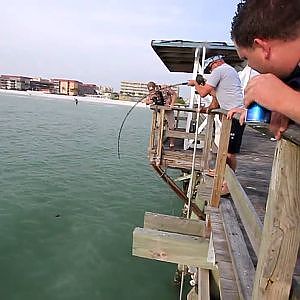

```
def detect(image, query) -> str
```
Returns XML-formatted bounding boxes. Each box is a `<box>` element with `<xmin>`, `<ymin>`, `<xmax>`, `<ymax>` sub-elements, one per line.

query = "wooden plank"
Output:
<box><xmin>220</xmin><ymin>199</ymin><xmax>255</xmax><ymax>300</ymax></box>
<box><xmin>156</xmin><ymin>109</ymin><xmax>165</xmax><ymax>166</ymax></box>
<box><xmin>202</xmin><ymin>114</ymin><xmax>214</xmax><ymax>171</ymax></box>
<box><xmin>175</xmin><ymin>173</ymin><xmax>192</xmax><ymax>182</ymax></box>
<box><xmin>210</xmin><ymin>116</ymin><xmax>232</xmax><ymax>207</ymax></box>
<box><xmin>144</xmin><ymin>212</ymin><xmax>207</xmax><ymax>237</ymax></box>
<box><xmin>198</xmin><ymin>268</ymin><xmax>210</xmax><ymax>300</ymax></box>
<box><xmin>210</xmin><ymin>208</ymin><xmax>240</xmax><ymax>299</ymax></box>
<box><xmin>162</xmin><ymin>150</ymin><xmax>203</xmax><ymax>171</ymax></box>
<box><xmin>187</xmin><ymin>287</ymin><xmax>198</xmax><ymax>300</ymax></box>
<box><xmin>149</xmin><ymin>110</ymin><xmax>157</xmax><ymax>151</ymax></box>
<box><xmin>166</xmin><ymin>129</ymin><xmax>205</xmax><ymax>140</ymax></box>
<box><xmin>132</xmin><ymin>227</ymin><xmax>213</xmax><ymax>269</ymax></box>
<box><xmin>252</xmin><ymin>139</ymin><xmax>300</xmax><ymax>299</ymax></box>
<box><xmin>225</xmin><ymin>165</ymin><xmax>263</xmax><ymax>256</ymax></box>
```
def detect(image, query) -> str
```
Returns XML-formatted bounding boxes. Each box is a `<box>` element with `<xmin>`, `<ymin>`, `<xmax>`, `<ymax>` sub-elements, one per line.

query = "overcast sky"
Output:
<box><xmin>0</xmin><ymin>0</ymin><xmax>241</xmax><ymax>92</ymax></box>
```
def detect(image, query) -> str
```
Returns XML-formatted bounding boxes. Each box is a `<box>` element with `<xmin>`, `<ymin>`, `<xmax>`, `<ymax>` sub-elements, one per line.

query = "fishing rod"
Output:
<box><xmin>117</xmin><ymin>76</ymin><xmax>205</xmax><ymax>159</ymax></box>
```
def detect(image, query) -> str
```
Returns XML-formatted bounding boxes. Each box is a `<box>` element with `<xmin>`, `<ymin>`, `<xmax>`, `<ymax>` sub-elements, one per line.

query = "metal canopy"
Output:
<box><xmin>151</xmin><ymin>40</ymin><xmax>245</xmax><ymax>73</ymax></box>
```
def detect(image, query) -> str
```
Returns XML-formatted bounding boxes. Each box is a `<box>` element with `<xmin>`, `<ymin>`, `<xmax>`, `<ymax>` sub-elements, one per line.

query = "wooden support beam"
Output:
<box><xmin>252</xmin><ymin>139</ymin><xmax>300</xmax><ymax>299</ymax></box>
<box><xmin>149</xmin><ymin>109</ymin><xmax>158</xmax><ymax>151</ymax></box>
<box><xmin>198</xmin><ymin>268</ymin><xmax>210</xmax><ymax>300</ymax></box>
<box><xmin>151</xmin><ymin>164</ymin><xmax>206</xmax><ymax>220</ymax></box>
<box><xmin>220</xmin><ymin>199</ymin><xmax>255</xmax><ymax>300</ymax></box>
<box><xmin>175</xmin><ymin>173</ymin><xmax>192</xmax><ymax>182</ymax></box>
<box><xmin>202</xmin><ymin>114</ymin><xmax>214</xmax><ymax>171</ymax></box>
<box><xmin>225</xmin><ymin>165</ymin><xmax>263</xmax><ymax>256</ymax></box>
<box><xmin>210</xmin><ymin>116</ymin><xmax>232</xmax><ymax>207</ymax></box>
<box><xmin>144</xmin><ymin>212</ymin><xmax>207</xmax><ymax>237</ymax></box>
<box><xmin>156</xmin><ymin>109</ymin><xmax>165</xmax><ymax>166</ymax></box>
<box><xmin>187</xmin><ymin>287</ymin><xmax>198</xmax><ymax>300</ymax></box>
<box><xmin>132</xmin><ymin>227</ymin><xmax>213</xmax><ymax>269</ymax></box>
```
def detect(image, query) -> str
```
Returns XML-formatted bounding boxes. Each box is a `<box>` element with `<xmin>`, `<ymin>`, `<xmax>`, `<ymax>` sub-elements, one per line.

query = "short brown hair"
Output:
<box><xmin>231</xmin><ymin>0</ymin><xmax>300</xmax><ymax>47</ymax></box>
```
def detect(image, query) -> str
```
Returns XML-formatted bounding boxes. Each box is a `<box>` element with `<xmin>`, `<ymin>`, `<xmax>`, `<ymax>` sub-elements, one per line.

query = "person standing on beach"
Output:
<box><xmin>144</xmin><ymin>81</ymin><xmax>177</xmax><ymax>148</ymax></box>
<box><xmin>188</xmin><ymin>55</ymin><xmax>245</xmax><ymax>196</ymax></box>
<box><xmin>231</xmin><ymin>0</ymin><xmax>300</xmax><ymax>139</ymax></box>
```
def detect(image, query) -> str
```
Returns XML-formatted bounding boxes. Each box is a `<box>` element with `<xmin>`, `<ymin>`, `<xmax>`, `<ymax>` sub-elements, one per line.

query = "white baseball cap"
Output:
<box><xmin>203</xmin><ymin>55</ymin><xmax>224</xmax><ymax>72</ymax></box>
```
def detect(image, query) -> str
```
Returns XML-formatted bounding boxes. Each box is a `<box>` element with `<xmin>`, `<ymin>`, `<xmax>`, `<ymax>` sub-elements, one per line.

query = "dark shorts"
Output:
<box><xmin>228</xmin><ymin>119</ymin><xmax>245</xmax><ymax>154</ymax></box>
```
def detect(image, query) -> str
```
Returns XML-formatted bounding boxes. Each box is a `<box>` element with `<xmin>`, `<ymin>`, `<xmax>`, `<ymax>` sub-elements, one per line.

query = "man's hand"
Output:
<box><xmin>244</xmin><ymin>74</ymin><xmax>286</xmax><ymax>111</ymax></box>
<box><xmin>270</xmin><ymin>112</ymin><xmax>289</xmax><ymax>140</ymax></box>
<box><xmin>227</xmin><ymin>107</ymin><xmax>246</xmax><ymax>125</ymax></box>
<box><xmin>188</xmin><ymin>80</ymin><xmax>197</xmax><ymax>87</ymax></box>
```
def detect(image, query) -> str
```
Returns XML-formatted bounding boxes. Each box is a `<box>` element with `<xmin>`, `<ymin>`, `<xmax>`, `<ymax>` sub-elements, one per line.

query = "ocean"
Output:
<box><xmin>0</xmin><ymin>93</ymin><xmax>182</xmax><ymax>300</ymax></box>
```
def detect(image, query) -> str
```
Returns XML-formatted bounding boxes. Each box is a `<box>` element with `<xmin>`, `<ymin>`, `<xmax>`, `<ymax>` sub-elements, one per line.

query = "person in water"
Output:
<box><xmin>145</xmin><ymin>81</ymin><xmax>177</xmax><ymax>148</ymax></box>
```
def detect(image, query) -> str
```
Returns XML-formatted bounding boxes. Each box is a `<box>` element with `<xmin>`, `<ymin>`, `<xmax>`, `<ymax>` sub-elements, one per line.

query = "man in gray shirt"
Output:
<box><xmin>188</xmin><ymin>55</ymin><xmax>245</xmax><ymax>196</ymax></box>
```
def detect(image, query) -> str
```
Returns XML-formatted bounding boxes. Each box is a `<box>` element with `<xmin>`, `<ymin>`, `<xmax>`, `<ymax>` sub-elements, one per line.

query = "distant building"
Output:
<box><xmin>120</xmin><ymin>81</ymin><xmax>179</xmax><ymax>101</ymax></box>
<box><xmin>0</xmin><ymin>75</ymin><xmax>31</xmax><ymax>90</ymax></box>
<box><xmin>120</xmin><ymin>81</ymin><xmax>148</xmax><ymax>99</ymax></box>
<box><xmin>50</xmin><ymin>79</ymin><xmax>60</xmax><ymax>94</ymax></box>
<box><xmin>80</xmin><ymin>83</ymin><xmax>97</xmax><ymax>96</ymax></box>
<box><xmin>30</xmin><ymin>77</ymin><xmax>54</xmax><ymax>93</ymax></box>
<box><xmin>51</xmin><ymin>79</ymin><xmax>83</xmax><ymax>96</ymax></box>
<box><xmin>98</xmin><ymin>85</ymin><xmax>113</xmax><ymax>94</ymax></box>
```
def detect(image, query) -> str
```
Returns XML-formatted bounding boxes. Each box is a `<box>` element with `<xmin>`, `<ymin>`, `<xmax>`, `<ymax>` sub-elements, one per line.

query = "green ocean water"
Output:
<box><xmin>0</xmin><ymin>94</ymin><xmax>182</xmax><ymax>300</ymax></box>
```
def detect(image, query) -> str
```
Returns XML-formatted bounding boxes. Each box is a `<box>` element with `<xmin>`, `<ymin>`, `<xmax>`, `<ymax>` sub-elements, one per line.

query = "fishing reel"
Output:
<box><xmin>196</xmin><ymin>74</ymin><xmax>206</xmax><ymax>85</ymax></box>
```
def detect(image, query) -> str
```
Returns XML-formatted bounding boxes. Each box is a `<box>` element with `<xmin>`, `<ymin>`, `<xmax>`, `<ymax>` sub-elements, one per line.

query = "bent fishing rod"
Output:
<box><xmin>117</xmin><ymin>81</ymin><xmax>188</xmax><ymax>159</ymax></box>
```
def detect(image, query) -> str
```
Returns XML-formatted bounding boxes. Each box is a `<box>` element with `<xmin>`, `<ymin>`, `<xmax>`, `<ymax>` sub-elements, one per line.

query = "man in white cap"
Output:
<box><xmin>188</xmin><ymin>55</ymin><xmax>245</xmax><ymax>196</ymax></box>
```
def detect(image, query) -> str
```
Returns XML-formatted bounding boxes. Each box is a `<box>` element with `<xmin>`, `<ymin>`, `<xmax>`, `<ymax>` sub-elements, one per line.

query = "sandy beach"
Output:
<box><xmin>0</xmin><ymin>89</ymin><xmax>147</xmax><ymax>108</ymax></box>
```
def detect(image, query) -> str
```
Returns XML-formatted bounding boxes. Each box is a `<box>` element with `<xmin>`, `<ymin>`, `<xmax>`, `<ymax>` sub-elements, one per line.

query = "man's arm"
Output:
<box><xmin>143</xmin><ymin>95</ymin><xmax>153</xmax><ymax>105</ymax></box>
<box><xmin>188</xmin><ymin>80</ymin><xmax>214</xmax><ymax>97</ymax></box>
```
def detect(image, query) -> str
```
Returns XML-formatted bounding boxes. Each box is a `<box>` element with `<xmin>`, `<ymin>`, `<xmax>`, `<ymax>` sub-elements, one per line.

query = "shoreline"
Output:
<box><xmin>0</xmin><ymin>89</ymin><xmax>146</xmax><ymax>108</ymax></box>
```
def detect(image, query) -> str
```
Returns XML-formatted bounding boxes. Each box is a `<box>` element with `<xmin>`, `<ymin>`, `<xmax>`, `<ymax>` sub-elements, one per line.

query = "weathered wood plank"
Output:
<box><xmin>210</xmin><ymin>116</ymin><xmax>232</xmax><ymax>207</ymax></box>
<box><xmin>187</xmin><ymin>287</ymin><xmax>198</xmax><ymax>300</ymax></box>
<box><xmin>198</xmin><ymin>268</ymin><xmax>210</xmax><ymax>300</ymax></box>
<box><xmin>166</xmin><ymin>129</ymin><xmax>205</xmax><ymax>140</ymax></box>
<box><xmin>132</xmin><ymin>227</ymin><xmax>213</xmax><ymax>269</ymax></box>
<box><xmin>162</xmin><ymin>150</ymin><xmax>203</xmax><ymax>171</ymax></box>
<box><xmin>156</xmin><ymin>109</ymin><xmax>165</xmax><ymax>166</ymax></box>
<box><xmin>225</xmin><ymin>165</ymin><xmax>263</xmax><ymax>256</ymax></box>
<box><xmin>149</xmin><ymin>110</ymin><xmax>158</xmax><ymax>151</ymax></box>
<box><xmin>144</xmin><ymin>212</ymin><xmax>207</xmax><ymax>237</ymax></box>
<box><xmin>253</xmin><ymin>139</ymin><xmax>300</xmax><ymax>299</ymax></box>
<box><xmin>210</xmin><ymin>209</ymin><xmax>240</xmax><ymax>299</ymax></box>
<box><xmin>202</xmin><ymin>114</ymin><xmax>214</xmax><ymax>171</ymax></box>
<box><xmin>220</xmin><ymin>199</ymin><xmax>255</xmax><ymax>300</ymax></box>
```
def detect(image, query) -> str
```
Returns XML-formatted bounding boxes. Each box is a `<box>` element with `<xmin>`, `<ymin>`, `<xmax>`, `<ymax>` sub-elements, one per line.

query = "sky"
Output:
<box><xmin>0</xmin><ymin>0</ymin><xmax>241</xmax><ymax>93</ymax></box>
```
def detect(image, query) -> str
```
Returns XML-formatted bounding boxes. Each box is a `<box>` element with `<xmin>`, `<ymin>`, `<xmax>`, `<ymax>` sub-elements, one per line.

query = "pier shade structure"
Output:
<box><xmin>131</xmin><ymin>40</ymin><xmax>300</xmax><ymax>299</ymax></box>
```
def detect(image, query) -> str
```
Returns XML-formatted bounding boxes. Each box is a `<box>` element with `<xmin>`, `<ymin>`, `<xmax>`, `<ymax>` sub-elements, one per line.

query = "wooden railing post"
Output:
<box><xmin>210</xmin><ymin>115</ymin><xmax>232</xmax><ymax>207</ymax></box>
<box><xmin>149</xmin><ymin>109</ymin><xmax>158</xmax><ymax>151</ymax></box>
<box><xmin>252</xmin><ymin>139</ymin><xmax>300</xmax><ymax>299</ymax></box>
<box><xmin>156</xmin><ymin>107</ymin><xmax>165</xmax><ymax>166</ymax></box>
<box><xmin>202</xmin><ymin>113</ymin><xmax>214</xmax><ymax>172</ymax></box>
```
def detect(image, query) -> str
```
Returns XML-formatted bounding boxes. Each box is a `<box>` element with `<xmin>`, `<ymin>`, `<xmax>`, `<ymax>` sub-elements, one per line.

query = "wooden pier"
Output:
<box><xmin>132</xmin><ymin>104</ymin><xmax>300</xmax><ymax>300</ymax></box>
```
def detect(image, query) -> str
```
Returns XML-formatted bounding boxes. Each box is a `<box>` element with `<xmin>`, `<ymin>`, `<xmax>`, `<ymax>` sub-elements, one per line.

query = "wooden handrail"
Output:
<box><xmin>212</xmin><ymin>108</ymin><xmax>300</xmax><ymax>146</ymax></box>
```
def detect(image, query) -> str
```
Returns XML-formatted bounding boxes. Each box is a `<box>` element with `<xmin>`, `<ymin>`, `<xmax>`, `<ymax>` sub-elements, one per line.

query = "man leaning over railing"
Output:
<box><xmin>230</xmin><ymin>0</ymin><xmax>300</xmax><ymax>139</ymax></box>
<box><xmin>188</xmin><ymin>55</ymin><xmax>245</xmax><ymax>196</ymax></box>
<box><xmin>144</xmin><ymin>81</ymin><xmax>177</xmax><ymax>148</ymax></box>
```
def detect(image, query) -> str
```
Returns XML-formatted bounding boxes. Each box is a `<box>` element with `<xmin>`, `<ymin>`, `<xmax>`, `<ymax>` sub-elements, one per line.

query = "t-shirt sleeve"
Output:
<box><xmin>206</xmin><ymin>68</ymin><xmax>221</xmax><ymax>88</ymax></box>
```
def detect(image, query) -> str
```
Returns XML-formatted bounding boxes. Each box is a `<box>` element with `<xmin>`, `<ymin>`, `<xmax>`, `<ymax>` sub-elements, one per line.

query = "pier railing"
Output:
<box><xmin>133</xmin><ymin>105</ymin><xmax>300</xmax><ymax>300</ymax></box>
